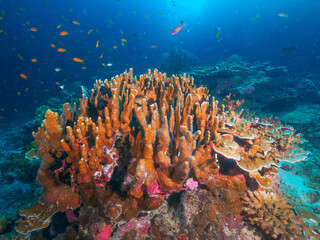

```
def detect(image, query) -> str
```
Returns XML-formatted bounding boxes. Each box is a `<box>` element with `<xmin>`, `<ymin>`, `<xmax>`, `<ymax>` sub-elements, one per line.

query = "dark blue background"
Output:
<box><xmin>0</xmin><ymin>0</ymin><xmax>319</xmax><ymax>121</ymax></box>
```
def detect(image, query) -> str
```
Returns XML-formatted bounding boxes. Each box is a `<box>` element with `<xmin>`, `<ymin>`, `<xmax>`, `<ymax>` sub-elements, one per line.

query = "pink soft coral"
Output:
<box><xmin>94</xmin><ymin>225</ymin><xmax>111</xmax><ymax>240</ymax></box>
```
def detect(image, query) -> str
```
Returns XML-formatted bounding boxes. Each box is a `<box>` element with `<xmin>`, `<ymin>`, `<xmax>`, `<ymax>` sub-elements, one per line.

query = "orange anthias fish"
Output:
<box><xmin>278</xmin><ymin>13</ymin><xmax>288</xmax><ymax>18</ymax></box>
<box><xmin>31</xmin><ymin>58</ymin><xmax>37</xmax><ymax>62</ymax></box>
<box><xmin>30</xmin><ymin>27</ymin><xmax>37</xmax><ymax>32</ymax></box>
<box><xmin>215</xmin><ymin>27</ymin><xmax>221</xmax><ymax>40</ymax></box>
<box><xmin>57</xmin><ymin>48</ymin><xmax>67</xmax><ymax>52</ymax></box>
<box><xmin>121</xmin><ymin>38</ymin><xmax>127</xmax><ymax>42</ymax></box>
<box><xmin>20</xmin><ymin>74</ymin><xmax>27</xmax><ymax>79</ymax></box>
<box><xmin>257</xmin><ymin>186</ymin><xmax>265</xmax><ymax>191</ymax></box>
<box><xmin>50</xmin><ymin>44</ymin><xmax>56</xmax><ymax>48</ymax></box>
<box><xmin>72</xmin><ymin>20</ymin><xmax>80</xmax><ymax>25</ymax></box>
<box><xmin>60</xmin><ymin>31</ymin><xmax>68</xmax><ymax>36</ymax></box>
<box><xmin>73</xmin><ymin>57</ymin><xmax>83</xmax><ymax>63</ymax></box>
<box><xmin>57</xmin><ymin>24</ymin><xmax>62</xmax><ymax>29</ymax></box>
<box><xmin>96</xmin><ymin>40</ymin><xmax>99</xmax><ymax>48</ymax></box>
<box><xmin>171</xmin><ymin>21</ymin><xmax>184</xmax><ymax>35</ymax></box>
<box><xmin>151</xmin><ymin>45</ymin><xmax>157</xmax><ymax>49</ymax></box>
<box><xmin>88</xmin><ymin>29</ymin><xmax>93</xmax><ymax>34</ymax></box>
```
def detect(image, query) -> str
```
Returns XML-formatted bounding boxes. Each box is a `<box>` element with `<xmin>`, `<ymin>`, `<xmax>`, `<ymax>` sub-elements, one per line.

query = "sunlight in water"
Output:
<box><xmin>170</xmin><ymin>0</ymin><xmax>206</xmax><ymax>12</ymax></box>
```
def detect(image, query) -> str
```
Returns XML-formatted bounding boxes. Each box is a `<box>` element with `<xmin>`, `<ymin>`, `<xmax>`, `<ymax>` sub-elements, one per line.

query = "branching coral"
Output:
<box><xmin>242</xmin><ymin>190</ymin><xmax>306</xmax><ymax>239</ymax></box>
<box><xmin>15</xmin><ymin>69</ymin><xmax>308</xmax><ymax>238</ymax></box>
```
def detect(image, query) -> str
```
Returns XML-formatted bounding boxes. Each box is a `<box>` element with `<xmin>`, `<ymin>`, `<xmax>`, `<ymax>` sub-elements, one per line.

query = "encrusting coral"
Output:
<box><xmin>14</xmin><ymin>69</ymin><xmax>310</xmax><ymax>239</ymax></box>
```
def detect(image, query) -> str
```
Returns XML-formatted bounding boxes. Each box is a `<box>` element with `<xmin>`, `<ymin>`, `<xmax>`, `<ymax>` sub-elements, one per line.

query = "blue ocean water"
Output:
<box><xmin>0</xmin><ymin>0</ymin><xmax>319</xmax><ymax>121</ymax></box>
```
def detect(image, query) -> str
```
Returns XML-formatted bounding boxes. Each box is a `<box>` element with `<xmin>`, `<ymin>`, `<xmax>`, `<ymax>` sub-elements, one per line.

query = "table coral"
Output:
<box><xmin>14</xmin><ymin>69</ymin><xmax>310</xmax><ymax>239</ymax></box>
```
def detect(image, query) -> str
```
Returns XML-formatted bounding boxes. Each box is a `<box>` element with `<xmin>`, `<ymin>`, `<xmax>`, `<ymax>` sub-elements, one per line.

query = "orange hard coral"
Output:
<box><xmin>17</xmin><ymin>69</ymin><xmax>307</xmax><ymax>238</ymax></box>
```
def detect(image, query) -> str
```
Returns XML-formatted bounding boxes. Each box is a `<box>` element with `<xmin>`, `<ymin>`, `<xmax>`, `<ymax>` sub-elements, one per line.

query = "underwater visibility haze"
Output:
<box><xmin>0</xmin><ymin>0</ymin><xmax>320</xmax><ymax>239</ymax></box>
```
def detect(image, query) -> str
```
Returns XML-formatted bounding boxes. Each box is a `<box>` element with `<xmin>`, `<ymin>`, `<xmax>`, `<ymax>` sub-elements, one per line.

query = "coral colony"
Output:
<box><xmin>15</xmin><ymin>69</ymin><xmax>317</xmax><ymax>239</ymax></box>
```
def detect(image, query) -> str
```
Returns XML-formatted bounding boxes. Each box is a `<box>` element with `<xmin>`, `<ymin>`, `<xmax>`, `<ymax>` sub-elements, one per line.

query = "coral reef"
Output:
<box><xmin>186</xmin><ymin>60</ymin><xmax>287</xmax><ymax>97</ymax></box>
<box><xmin>12</xmin><ymin>69</ymin><xmax>311</xmax><ymax>239</ymax></box>
<box><xmin>0</xmin><ymin>216</ymin><xmax>7</xmax><ymax>235</ymax></box>
<box><xmin>242</xmin><ymin>190</ymin><xmax>306</xmax><ymax>239</ymax></box>
<box><xmin>294</xmin><ymin>207</ymin><xmax>320</xmax><ymax>239</ymax></box>
<box><xmin>159</xmin><ymin>48</ymin><xmax>198</xmax><ymax>75</ymax></box>
<box><xmin>297</xmin><ymin>79</ymin><xmax>320</xmax><ymax>103</ymax></box>
<box><xmin>0</xmin><ymin>152</ymin><xmax>39</xmax><ymax>184</ymax></box>
<box><xmin>185</xmin><ymin>59</ymin><xmax>305</xmax><ymax>113</ymax></box>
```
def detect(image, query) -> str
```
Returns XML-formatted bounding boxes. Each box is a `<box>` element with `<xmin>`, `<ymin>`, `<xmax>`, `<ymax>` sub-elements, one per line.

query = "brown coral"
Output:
<box><xmin>16</xmin><ymin>202</ymin><xmax>58</xmax><ymax>236</ymax></box>
<box><xmin>242</xmin><ymin>190</ymin><xmax>306</xmax><ymax>239</ymax></box>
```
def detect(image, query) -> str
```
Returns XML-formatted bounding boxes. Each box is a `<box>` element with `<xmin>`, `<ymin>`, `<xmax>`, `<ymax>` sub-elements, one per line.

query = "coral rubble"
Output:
<box><xmin>13</xmin><ymin>69</ymin><xmax>312</xmax><ymax>239</ymax></box>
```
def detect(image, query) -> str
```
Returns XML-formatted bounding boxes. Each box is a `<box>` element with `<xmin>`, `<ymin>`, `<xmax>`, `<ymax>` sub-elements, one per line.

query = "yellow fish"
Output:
<box><xmin>250</xmin><ymin>14</ymin><xmax>260</xmax><ymax>20</ymax></box>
